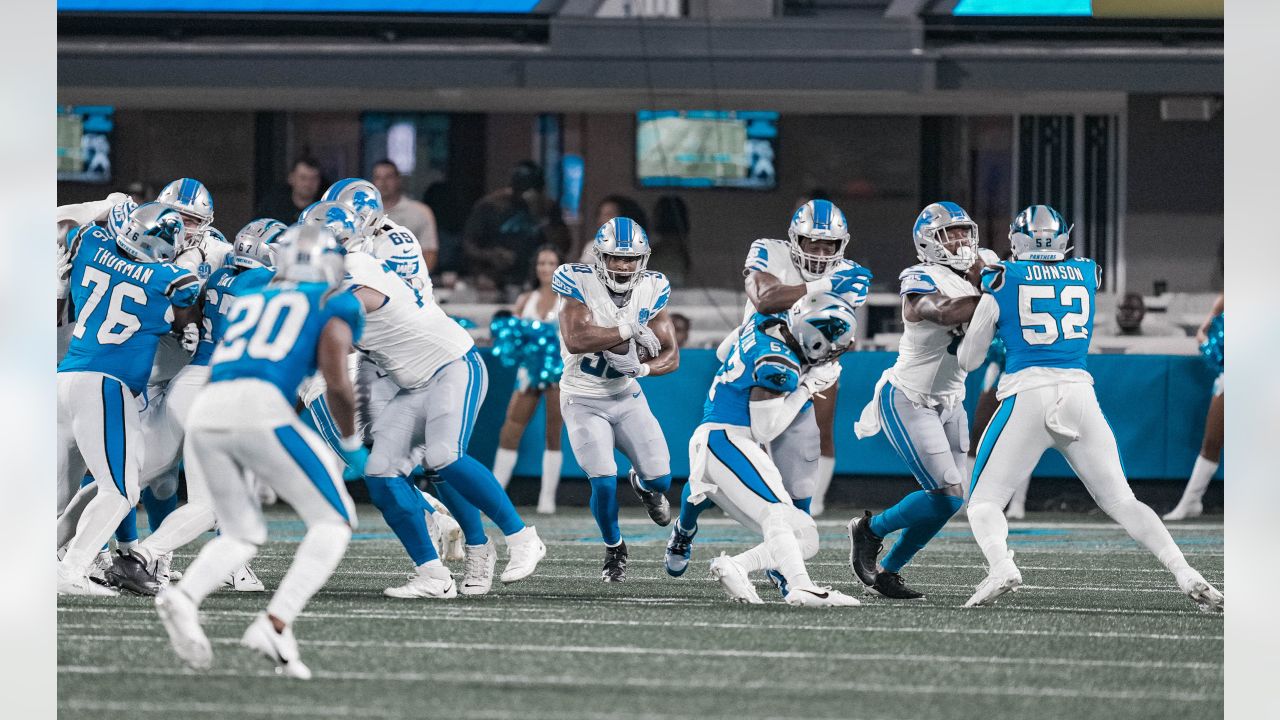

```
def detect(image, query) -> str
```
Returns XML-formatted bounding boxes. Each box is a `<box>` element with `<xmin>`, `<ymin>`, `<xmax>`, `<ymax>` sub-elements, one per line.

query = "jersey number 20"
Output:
<box><xmin>1018</xmin><ymin>285</ymin><xmax>1090</xmax><ymax>345</ymax></box>
<box><xmin>211</xmin><ymin>292</ymin><xmax>310</xmax><ymax>364</ymax></box>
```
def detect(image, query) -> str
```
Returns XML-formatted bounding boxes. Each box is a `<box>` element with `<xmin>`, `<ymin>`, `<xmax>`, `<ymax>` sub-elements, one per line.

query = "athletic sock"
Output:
<box><xmin>141</xmin><ymin>486</ymin><xmax>180</xmax><ymax>533</ymax></box>
<box><xmin>761</xmin><ymin>510</ymin><xmax>812</xmax><ymax>588</ymax></box>
<box><xmin>792</xmin><ymin>496</ymin><xmax>813</xmax><ymax>514</ymax></box>
<box><xmin>61</xmin><ymin>491</ymin><xmax>131</xmax><ymax>574</ymax></box>
<box><xmin>266</xmin><ymin>523</ymin><xmax>350</xmax><ymax>626</ymax></box>
<box><xmin>179</xmin><ymin>535</ymin><xmax>256</xmax><ymax>606</ymax></box>
<box><xmin>733</xmin><ymin>544</ymin><xmax>774</xmax><ymax>573</ymax></box>
<box><xmin>433</xmin><ymin>480</ymin><xmax>488</xmax><ymax>546</ymax></box>
<box><xmin>1177</xmin><ymin>456</ymin><xmax>1219</xmax><ymax>508</ymax></box>
<box><xmin>676</xmin><ymin>481</ymin><xmax>713</xmax><ymax>532</ymax></box>
<box><xmin>880</xmin><ymin>493</ymin><xmax>964</xmax><ymax>573</ymax></box>
<box><xmin>871</xmin><ymin>490</ymin><xmax>943</xmax><ymax>538</ymax></box>
<box><xmin>811</xmin><ymin>455</ymin><xmax>836</xmax><ymax>514</ymax></box>
<box><xmin>492</xmin><ymin>448</ymin><xmax>518</xmax><ymax>490</ymax></box>
<box><xmin>637</xmin><ymin>473</ymin><xmax>672</xmax><ymax>493</ymax></box>
<box><xmin>438</xmin><ymin>455</ymin><xmax>525</xmax><ymax>536</ymax></box>
<box><xmin>364</xmin><ymin>475</ymin><xmax>440</xmax><ymax>565</ymax></box>
<box><xmin>539</xmin><ymin>450</ymin><xmax>562</xmax><ymax>505</ymax></box>
<box><xmin>965</xmin><ymin>501</ymin><xmax>1011</xmax><ymax>569</ymax></box>
<box><xmin>588</xmin><ymin>476</ymin><xmax>621</xmax><ymax>545</ymax></box>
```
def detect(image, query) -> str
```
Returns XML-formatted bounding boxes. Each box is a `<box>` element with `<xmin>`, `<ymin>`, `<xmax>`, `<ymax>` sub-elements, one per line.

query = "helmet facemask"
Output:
<box><xmin>789</xmin><ymin>235</ymin><xmax>848</xmax><ymax>281</ymax></box>
<box><xmin>594</xmin><ymin>248</ymin><xmax>649</xmax><ymax>294</ymax></box>
<box><xmin>918</xmin><ymin>221</ymin><xmax>979</xmax><ymax>271</ymax></box>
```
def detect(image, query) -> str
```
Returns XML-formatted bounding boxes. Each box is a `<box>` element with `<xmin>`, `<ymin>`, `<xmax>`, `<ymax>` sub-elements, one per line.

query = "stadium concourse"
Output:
<box><xmin>59</xmin><ymin>507</ymin><xmax>1224</xmax><ymax>720</ymax></box>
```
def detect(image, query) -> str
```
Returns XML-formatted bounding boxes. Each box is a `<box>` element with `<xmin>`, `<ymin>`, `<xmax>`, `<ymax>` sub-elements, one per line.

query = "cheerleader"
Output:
<box><xmin>1165</xmin><ymin>293</ymin><xmax>1225</xmax><ymax>521</ymax></box>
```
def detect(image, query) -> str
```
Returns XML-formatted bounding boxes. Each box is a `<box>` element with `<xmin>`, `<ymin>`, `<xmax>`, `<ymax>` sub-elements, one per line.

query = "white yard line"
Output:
<box><xmin>57</xmin><ymin>698</ymin><xmax>676</xmax><ymax>720</ymax></box>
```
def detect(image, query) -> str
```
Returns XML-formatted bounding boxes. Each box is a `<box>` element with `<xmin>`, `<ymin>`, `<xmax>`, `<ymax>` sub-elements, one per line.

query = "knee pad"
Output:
<box><xmin>419</xmin><ymin>441</ymin><xmax>462</xmax><ymax>473</ymax></box>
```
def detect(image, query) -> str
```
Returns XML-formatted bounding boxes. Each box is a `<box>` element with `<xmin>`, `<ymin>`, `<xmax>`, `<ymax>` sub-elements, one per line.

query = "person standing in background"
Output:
<box><xmin>1165</xmin><ymin>293</ymin><xmax>1225</xmax><ymax>521</ymax></box>
<box><xmin>256</xmin><ymin>157</ymin><xmax>323</xmax><ymax>223</ymax></box>
<box><xmin>463</xmin><ymin>160</ymin><xmax>570</xmax><ymax>299</ymax></box>
<box><xmin>373</xmin><ymin>158</ymin><xmax>439</xmax><ymax>273</ymax></box>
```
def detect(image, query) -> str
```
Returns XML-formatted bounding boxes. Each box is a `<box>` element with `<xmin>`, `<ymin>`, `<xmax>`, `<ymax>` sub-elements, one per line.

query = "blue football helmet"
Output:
<box><xmin>274</xmin><ymin>224</ymin><xmax>346</xmax><ymax>287</ymax></box>
<box><xmin>1009</xmin><ymin>205</ymin><xmax>1072</xmax><ymax>261</ymax></box>
<box><xmin>117</xmin><ymin>202</ymin><xmax>186</xmax><ymax>263</ymax></box>
<box><xmin>913</xmin><ymin>201</ymin><xmax>979</xmax><ymax>271</ymax></box>
<box><xmin>592</xmin><ymin>216</ymin><xmax>651</xmax><ymax>294</ymax></box>
<box><xmin>788</xmin><ymin>199</ymin><xmax>850</xmax><ymax>281</ymax></box>
<box><xmin>300</xmin><ymin>200</ymin><xmax>361</xmax><ymax>248</ymax></box>
<box><xmin>105</xmin><ymin>197</ymin><xmax>138</xmax><ymax>240</ymax></box>
<box><xmin>788</xmin><ymin>290</ymin><xmax>858</xmax><ymax>364</ymax></box>
<box><xmin>322</xmin><ymin>178</ymin><xmax>384</xmax><ymax>235</ymax></box>
<box><xmin>233</xmin><ymin>218</ymin><xmax>287</xmax><ymax>270</ymax></box>
<box><xmin>157</xmin><ymin>178</ymin><xmax>215</xmax><ymax>239</ymax></box>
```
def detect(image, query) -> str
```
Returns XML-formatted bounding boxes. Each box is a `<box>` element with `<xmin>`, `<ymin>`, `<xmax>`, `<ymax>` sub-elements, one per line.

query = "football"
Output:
<box><xmin>608</xmin><ymin>339</ymin><xmax>651</xmax><ymax>362</ymax></box>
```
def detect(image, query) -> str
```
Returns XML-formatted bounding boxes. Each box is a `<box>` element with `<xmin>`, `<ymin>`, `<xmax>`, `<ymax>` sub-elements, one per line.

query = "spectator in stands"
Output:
<box><xmin>1098</xmin><ymin>292</ymin><xmax>1183</xmax><ymax>337</ymax></box>
<box><xmin>579</xmin><ymin>194</ymin><xmax>649</xmax><ymax>263</ymax></box>
<box><xmin>463</xmin><ymin>160</ymin><xmax>570</xmax><ymax>298</ymax></box>
<box><xmin>670</xmin><ymin>312</ymin><xmax>691</xmax><ymax>348</ymax></box>
<box><xmin>424</xmin><ymin>180</ymin><xmax>468</xmax><ymax>278</ymax></box>
<box><xmin>256</xmin><ymin>157</ymin><xmax>322</xmax><ymax>223</ymax></box>
<box><xmin>649</xmin><ymin>195</ymin><xmax>693</xmax><ymax>287</ymax></box>
<box><xmin>373</xmin><ymin>158</ymin><xmax>439</xmax><ymax>272</ymax></box>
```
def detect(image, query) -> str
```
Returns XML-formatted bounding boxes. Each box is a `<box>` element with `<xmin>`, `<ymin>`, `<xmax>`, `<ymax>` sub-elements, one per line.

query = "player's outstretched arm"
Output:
<box><xmin>558</xmin><ymin>297</ymin><xmax>629</xmax><ymax>354</ymax></box>
<box><xmin>956</xmin><ymin>294</ymin><xmax>999</xmax><ymax>372</ymax></box>
<box><xmin>317</xmin><ymin>317</ymin><xmax>358</xmax><ymax>439</ymax></box>
<box><xmin>904</xmin><ymin>292</ymin><xmax>980</xmax><ymax>326</ymax></box>
<box><xmin>642</xmin><ymin>310</ymin><xmax>681</xmax><ymax>377</ymax></box>
<box><xmin>748</xmin><ymin>385</ymin><xmax>812</xmax><ymax>445</ymax></box>
<box><xmin>745</xmin><ymin>271</ymin><xmax>808</xmax><ymax>315</ymax></box>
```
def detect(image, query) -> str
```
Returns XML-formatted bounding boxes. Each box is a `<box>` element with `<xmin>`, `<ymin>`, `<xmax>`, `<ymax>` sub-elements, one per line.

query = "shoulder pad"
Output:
<box><xmin>551</xmin><ymin>263</ymin><xmax>587</xmax><ymax>303</ymax></box>
<box><xmin>978</xmin><ymin>248</ymin><xmax>1001</xmax><ymax>265</ymax></box>
<box><xmin>980</xmin><ymin>263</ymin><xmax>1006</xmax><ymax>294</ymax></box>
<box><xmin>898</xmin><ymin>265</ymin><xmax>938</xmax><ymax>296</ymax></box>
<box><xmin>753</xmin><ymin>353</ymin><xmax>801</xmax><ymax>393</ymax></box>
<box><xmin>744</xmin><ymin>238</ymin><xmax>786</xmax><ymax>274</ymax></box>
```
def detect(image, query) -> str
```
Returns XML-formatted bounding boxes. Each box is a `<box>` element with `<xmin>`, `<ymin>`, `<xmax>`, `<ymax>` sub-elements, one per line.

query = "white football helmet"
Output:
<box><xmin>105</xmin><ymin>197</ymin><xmax>138</xmax><ymax>239</ymax></box>
<box><xmin>300</xmin><ymin>200</ymin><xmax>361</xmax><ymax>248</ymax></box>
<box><xmin>787</xmin><ymin>290</ymin><xmax>858</xmax><ymax>364</ymax></box>
<box><xmin>913</xmin><ymin>201</ymin><xmax>979</xmax><ymax>271</ymax></box>
<box><xmin>274</xmin><ymin>224</ymin><xmax>345</xmax><ymax>288</ymax></box>
<box><xmin>591</xmin><ymin>217</ymin><xmax>650</xmax><ymax>294</ymax></box>
<box><xmin>322</xmin><ymin>178</ymin><xmax>384</xmax><ymax>235</ymax></box>
<box><xmin>788</xmin><ymin>199</ymin><xmax>850</xmax><ymax>281</ymax></box>
<box><xmin>233</xmin><ymin>218</ymin><xmax>287</xmax><ymax>270</ymax></box>
<box><xmin>157</xmin><ymin>178</ymin><xmax>214</xmax><ymax>239</ymax></box>
<box><xmin>1009</xmin><ymin>204</ymin><xmax>1072</xmax><ymax>261</ymax></box>
<box><xmin>116</xmin><ymin>202</ymin><xmax>186</xmax><ymax>263</ymax></box>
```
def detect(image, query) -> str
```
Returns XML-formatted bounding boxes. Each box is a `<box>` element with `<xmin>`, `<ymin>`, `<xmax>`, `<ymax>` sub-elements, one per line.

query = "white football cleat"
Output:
<box><xmin>460</xmin><ymin>540</ymin><xmax>497</xmax><ymax>596</ymax></box>
<box><xmin>965</xmin><ymin>552</ymin><xmax>1023</xmax><ymax>607</ymax></box>
<box><xmin>709</xmin><ymin>553</ymin><xmax>763</xmax><ymax>604</ymax></box>
<box><xmin>154</xmin><ymin>551</ymin><xmax>178</xmax><ymax>585</ymax></box>
<box><xmin>228</xmin><ymin>564</ymin><xmax>265</xmax><ymax>592</ymax></box>
<box><xmin>785</xmin><ymin>584</ymin><xmax>860</xmax><ymax>607</ymax></box>
<box><xmin>1175</xmin><ymin>568</ymin><xmax>1224</xmax><ymax>612</ymax></box>
<box><xmin>536</xmin><ymin>493</ymin><xmax>556</xmax><ymax>515</ymax></box>
<box><xmin>500</xmin><ymin>526</ymin><xmax>546</xmax><ymax>583</ymax></box>
<box><xmin>88</xmin><ymin>549</ymin><xmax>113</xmax><ymax>585</ymax></box>
<box><xmin>1163</xmin><ymin>502</ymin><xmax>1203</xmax><ymax>521</ymax></box>
<box><xmin>57</xmin><ymin>563</ymin><xmax>118</xmax><ymax>596</ymax></box>
<box><xmin>384</xmin><ymin>565</ymin><xmax>457</xmax><ymax>599</ymax></box>
<box><xmin>155</xmin><ymin>587</ymin><xmax>211</xmax><ymax>670</ymax></box>
<box><xmin>241</xmin><ymin>613</ymin><xmax>311</xmax><ymax>680</ymax></box>
<box><xmin>438</xmin><ymin>513</ymin><xmax>465</xmax><ymax>562</ymax></box>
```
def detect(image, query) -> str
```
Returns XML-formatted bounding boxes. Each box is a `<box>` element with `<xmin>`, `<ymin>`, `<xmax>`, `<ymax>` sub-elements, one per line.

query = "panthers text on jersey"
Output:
<box><xmin>191</xmin><ymin>266</ymin><xmax>275</xmax><ymax>367</ymax></box>
<box><xmin>741</xmin><ymin>237</ymin><xmax>865</xmax><ymax>320</ymax></box>
<box><xmin>344</xmin><ymin>250</ymin><xmax>472</xmax><ymax>390</ymax></box>
<box><xmin>983</xmin><ymin>257</ymin><xmax>1099</xmax><ymax>375</ymax></box>
<box><xmin>703</xmin><ymin>314</ymin><xmax>803</xmax><ymax>426</ymax></box>
<box><xmin>209</xmin><ymin>281</ymin><xmax>364</xmax><ymax>401</ymax></box>
<box><xmin>552</xmin><ymin>263</ymin><xmax>671</xmax><ymax>399</ymax></box>
<box><xmin>57</xmin><ymin>224</ymin><xmax>200</xmax><ymax>395</ymax></box>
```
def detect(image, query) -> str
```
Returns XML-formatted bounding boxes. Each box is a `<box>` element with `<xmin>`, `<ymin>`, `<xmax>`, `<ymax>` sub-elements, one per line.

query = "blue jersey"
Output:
<box><xmin>57</xmin><ymin>225</ymin><xmax>199</xmax><ymax>394</ymax></box>
<box><xmin>703</xmin><ymin>314</ymin><xmax>803</xmax><ymax>426</ymax></box>
<box><xmin>209</xmin><ymin>281</ymin><xmax>364</xmax><ymax>402</ymax></box>
<box><xmin>981</xmin><ymin>258</ymin><xmax>1100</xmax><ymax>375</ymax></box>
<box><xmin>192</xmin><ymin>266</ymin><xmax>275</xmax><ymax>366</ymax></box>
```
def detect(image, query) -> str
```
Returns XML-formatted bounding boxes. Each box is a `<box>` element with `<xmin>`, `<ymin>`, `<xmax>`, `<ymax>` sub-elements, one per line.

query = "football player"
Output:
<box><xmin>847</xmin><ymin>202</ymin><xmax>998</xmax><ymax>599</ymax></box>
<box><xmin>687</xmin><ymin>291</ymin><xmax>859</xmax><ymax>606</ymax></box>
<box><xmin>155</xmin><ymin>225</ymin><xmax>365</xmax><ymax>679</ymax></box>
<box><xmin>956</xmin><ymin>205</ymin><xmax>1223</xmax><ymax>611</ymax></box>
<box><xmin>553</xmin><ymin>217</ymin><xmax>680</xmax><ymax>582</ymax></box>
<box><xmin>56</xmin><ymin>203</ymin><xmax>199</xmax><ymax>594</ymax></box>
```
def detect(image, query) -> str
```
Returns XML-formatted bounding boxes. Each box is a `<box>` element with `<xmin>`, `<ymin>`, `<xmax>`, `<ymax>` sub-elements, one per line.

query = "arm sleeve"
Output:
<box><xmin>957</xmin><ymin>294</ymin><xmax>999</xmax><ymax>372</ymax></box>
<box><xmin>752</xmin><ymin>355</ymin><xmax>801</xmax><ymax>394</ymax></box>
<box><xmin>165</xmin><ymin>270</ymin><xmax>201</xmax><ymax>308</ymax></box>
<box><xmin>749</xmin><ymin>389</ymin><xmax>813</xmax><ymax>445</ymax></box>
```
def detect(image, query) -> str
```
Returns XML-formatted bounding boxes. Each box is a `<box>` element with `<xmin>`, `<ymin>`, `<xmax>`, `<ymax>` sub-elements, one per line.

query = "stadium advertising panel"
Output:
<box><xmin>636</xmin><ymin>110</ymin><xmax>778</xmax><ymax>191</ymax></box>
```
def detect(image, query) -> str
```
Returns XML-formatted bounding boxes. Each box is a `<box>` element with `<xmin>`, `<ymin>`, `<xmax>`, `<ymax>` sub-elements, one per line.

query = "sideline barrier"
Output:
<box><xmin>471</xmin><ymin>349</ymin><xmax>1223</xmax><ymax>482</ymax></box>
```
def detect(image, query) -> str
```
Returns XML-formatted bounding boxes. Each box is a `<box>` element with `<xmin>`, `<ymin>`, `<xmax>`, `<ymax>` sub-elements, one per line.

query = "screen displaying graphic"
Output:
<box><xmin>57</xmin><ymin>1</ymin><xmax>541</xmax><ymax>12</ymax></box>
<box><xmin>57</xmin><ymin>105</ymin><xmax>114</xmax><ymax>184</ymax></box>
<box><xmin>636</xmin><ymin>110</ymin><xmax>778</xmax><ymax>190</ymax></box>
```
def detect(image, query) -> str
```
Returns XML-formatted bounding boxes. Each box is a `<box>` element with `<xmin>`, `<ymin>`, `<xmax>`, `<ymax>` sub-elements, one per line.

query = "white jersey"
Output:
<box><xmin>365</xmin><ymin>219</ymin><xmax>432</xmax><ymax>295</ymax></box>
<box><xmin>741</xmin><ymin>237</ymin><xmax>866</xmax><ymax>319</ymax></box>
<box><xmin>345</xmin><ymin>251</ymin><xmax>472</xmax><ymax>391</ymax></box>
<box><xmin>552</xmin><ymin>263</ymin><xmax>671</xmax><ymax>399</ymax></box>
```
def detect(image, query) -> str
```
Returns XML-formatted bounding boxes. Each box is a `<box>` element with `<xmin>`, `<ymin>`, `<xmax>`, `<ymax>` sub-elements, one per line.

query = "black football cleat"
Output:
<box><xmin>105</xmin><ymin>551</ymin><xmax>161</xmax><ymax>596</ymax></box>
<box><xmin>629</xmin><ymin>471</ymin><xmax>672</xmax><ymax>526</ymax></box>
<box><xmin>602</xmin><ymin>541</ymin><xmax>629</xmax><ymax>583</ymax></box>
<box><xmin>847</xmin><ymin>510</ymin><xmax>883</xmax><ymax>586</ymax></box>
<box><xmin>870</xmin><ymin>571</ymin><xmax>925</xmax><ymax>599</ymax></box>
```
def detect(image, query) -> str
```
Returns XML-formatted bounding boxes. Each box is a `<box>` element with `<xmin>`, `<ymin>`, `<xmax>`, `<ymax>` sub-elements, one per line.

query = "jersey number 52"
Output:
<box><xmin>1018</xmin><ymin>285</ymin><xmax>1090</xmax><ymax>345</ymax></box>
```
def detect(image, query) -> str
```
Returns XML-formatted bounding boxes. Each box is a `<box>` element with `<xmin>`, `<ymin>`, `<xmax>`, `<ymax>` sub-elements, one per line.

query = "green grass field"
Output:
<box><xmin>58</xmin><ymin>506</ymin><xmax>1224</xmax><ymax>720</ymax></box>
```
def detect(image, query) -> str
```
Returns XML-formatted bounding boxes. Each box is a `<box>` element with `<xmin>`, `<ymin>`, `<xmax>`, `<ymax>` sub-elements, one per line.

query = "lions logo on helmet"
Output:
<box><xmin>300</xmin><ymin>200</ymin><xmax>361</xmax><ymax>248</ymax></box>
<box><xmin>788</xmin><ymin>199</ymin><xmax>850</xmax><ymax>281</ymax></box>
<box><xmin>233</xmin><ymin>218</ymin><xmax>287</xmax><ymax>270</ymax></box>
<box><xmin>592</xmin><ymin>217</ymin><xmax>651</xmax><ymax>294</ymax></box>
<box><xmin>157</xmin><ymin>177</ymin><xmax>215</xmax><ymax>240</ymax></box>
<box><xmin>1009</xmin><ymin>204</ymin><xmax>1072</xmax><ymax>262</ymax></box>
<box><xmin>273</xmin><ymin>224</ymin><xmax>346</xmax><ymax>288</ymax></box>
<box><xmin>787</xmin><ymin>290</ymin><xmax>858</xmax><ymax>364</ymax></box>
<box><xmin>322</xmin><ymin>178</ymin><xmax>384</xmax><ymax>235</ymax></box>
<box><xmin>913</xmin><ymin>201</ymin><xmax>979</xmax><ymax>271</ymax></box>
<box><xmin>117</xmin><ymin>202</ymin><xmax>186</xmax><ymax>263</ymax></box>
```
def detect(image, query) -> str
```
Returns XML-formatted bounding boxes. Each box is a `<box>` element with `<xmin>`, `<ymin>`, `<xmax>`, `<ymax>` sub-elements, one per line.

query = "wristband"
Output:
<box><xmin>637</xmin><ymin>363</ymin><xmax>651</xmax><ymax>378</ymax></box>
<box><xmin>338</xmin><ymin>434</ymin><xmax>364</xmax><ymax>453</ymax></box>
<box><xmin>804</xmin><ymin>278</ymin><xmax>833</xmax><ymax>295</ymax></box>
<box><xmin>617</xmin><ymin>323</ymin><xmax>634</xmax><ymax>341</ymax></box>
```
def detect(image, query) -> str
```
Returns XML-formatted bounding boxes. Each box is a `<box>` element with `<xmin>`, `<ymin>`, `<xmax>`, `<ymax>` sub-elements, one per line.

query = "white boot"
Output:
<box><xmin>384</xmin><ymin>564</ymin><xmax>458</xmax><ymax>599</ymax></box>
<box><xmin>1175</xmin><ymin>567</ymin><xmax>1224</xmax><ymax>612</ymax></box>
<box><xmin>241</xmin><ymin>613</ymin><xmax>311</xmax><ymax>679</ymax></box>
<box><xmin>965</xmin><ymin>551</ymin><xmax>1022</xmax><ymax>607</ymax></box>
<box><xmin>709</xmin><ymin>553</ymin><xmax>763</xmax><ymax>604</ymax></box>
